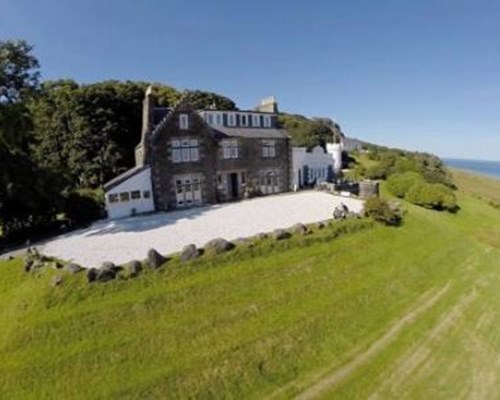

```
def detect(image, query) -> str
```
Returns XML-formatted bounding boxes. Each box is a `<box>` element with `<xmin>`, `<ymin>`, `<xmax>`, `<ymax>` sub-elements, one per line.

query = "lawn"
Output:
<box><xmin>0</xmin><ymin>172</ymin><xmax>499</xmax><ymax>399</ymax></box>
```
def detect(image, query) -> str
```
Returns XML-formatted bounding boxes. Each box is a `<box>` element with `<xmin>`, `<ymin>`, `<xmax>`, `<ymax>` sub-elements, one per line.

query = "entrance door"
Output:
<box><xmin>229</xmin><ymin>173</ymin><xmax>239</xmax><ymax>199</ymax></box>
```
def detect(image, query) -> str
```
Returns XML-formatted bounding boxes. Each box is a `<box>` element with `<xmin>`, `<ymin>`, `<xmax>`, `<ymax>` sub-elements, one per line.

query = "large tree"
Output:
<box><xmin>0</xmin><ymin>40</ymin><xmax>63</xmax><ymax>241</ymax></box>
<box><xmin>278</xmin><ymin>113</ymin><xmax>342</xmax><ymax>149</ymax></box>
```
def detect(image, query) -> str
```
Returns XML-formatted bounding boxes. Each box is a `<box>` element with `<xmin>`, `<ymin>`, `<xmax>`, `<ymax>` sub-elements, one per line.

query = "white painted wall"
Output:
<box><xmin>292</xmin><ymin>145</ymin><xmax>338</xmax><ymax>187</ymax></box>
<box><xmin>105</xmin><ymin>168</ymin><xmax>154</xmax><ymax>219</ymax></box>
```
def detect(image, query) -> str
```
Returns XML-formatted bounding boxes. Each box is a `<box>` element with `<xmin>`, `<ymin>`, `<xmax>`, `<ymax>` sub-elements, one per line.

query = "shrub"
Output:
<box><xmin>63</xmin><ymin>189</ymin><xmax>104</xmax><ymax>226</ymax></box>
<box><xmin>406</xmin><ymin>182</ymin><xmax>457</xmax><ymax>211</ymax></box>
<box><xmin>386</xmin><ymin>172</ymin><xmax>424</xmax><ymax>198</ymax></box>
<box><xmin>364</xmin><ymin>164</ymin><xmax>390</xmax><ymax>180</ymax></box>
<box><xmin>392</xmin><ymin>157</ymin><xmax>418</xmax><ymax>174</ymax></box>
<box><xmin>363</xmin><ymin>197</ymin><xmax>403</xmax><ymax>226</ymax></box>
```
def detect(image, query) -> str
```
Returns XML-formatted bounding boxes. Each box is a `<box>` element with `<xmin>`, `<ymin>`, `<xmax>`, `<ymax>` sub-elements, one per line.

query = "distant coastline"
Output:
<box><xmin>444</xmin><ymin>158</ymin><xmax>500</xmax><ymax>179</ymax></box>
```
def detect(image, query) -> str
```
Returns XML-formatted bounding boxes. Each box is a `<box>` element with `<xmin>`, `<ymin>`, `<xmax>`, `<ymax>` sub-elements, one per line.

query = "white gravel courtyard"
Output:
<box><xmin>40</xmin><ymin>191</ymin><xmax>364</xmax><ymax>267</ymax></box>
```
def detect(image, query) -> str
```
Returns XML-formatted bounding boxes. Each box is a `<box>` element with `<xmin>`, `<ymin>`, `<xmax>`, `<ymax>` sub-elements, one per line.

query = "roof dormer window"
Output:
<box><xmin>263</xmin><ymin>115</ymin><xmax>272</xmax><ymax>128</ymax></box>
<box><xmin>228</xmin><ymin>113</ymin><xmax>236</xmax><ymax>127</ymax></box>
<box><xmin>252</xmin><ymin>114</ymin><xmax>260</xmax><ymax>127</ymax></box>
<box><xmin>215</xmin><ymin>112</ymin><xmax>223</xmax><ymax>126</ymax></box>
<box><xmin>205</xmin><ymin>112</ymin><xmax>213</xmax><ymax>125</ymax></box>
<box><xmin>240</xmin><ymin>113</ymin><xmax>249</xmax><ymax>127</ymax></box>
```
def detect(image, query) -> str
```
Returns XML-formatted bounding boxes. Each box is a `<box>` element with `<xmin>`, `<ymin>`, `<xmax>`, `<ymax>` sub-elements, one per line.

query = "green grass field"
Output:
<box><xmin>1</xmin><ymin>170</ymin><xmax>499</xmax><ymax>399</ymax></box>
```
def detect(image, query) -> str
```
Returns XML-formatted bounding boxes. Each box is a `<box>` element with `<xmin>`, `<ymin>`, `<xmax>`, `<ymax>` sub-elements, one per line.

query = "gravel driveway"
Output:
<box><xmin>39</xmin><ymin>191</ymin><xmax>364</xmax><ymax>267</ymax></box>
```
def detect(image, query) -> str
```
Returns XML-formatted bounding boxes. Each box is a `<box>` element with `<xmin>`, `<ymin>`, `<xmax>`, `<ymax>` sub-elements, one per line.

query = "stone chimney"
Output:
<box><xmin>255</xmin><ymin>96</ymin><xmax>279</xmax><ymax>113</ymax></box>
<box><xmin>135</xmin><ymin>85</ymin><xmax>155</xmax><ymax>166</ymax></box>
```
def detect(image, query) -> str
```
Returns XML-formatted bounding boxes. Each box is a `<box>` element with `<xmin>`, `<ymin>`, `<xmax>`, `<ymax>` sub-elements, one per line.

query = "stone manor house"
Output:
<box><xmin>104</xmin><ymin>88</ymin><xmax>296</xmax><ymax>219</ymax></box>
<box><xmin>104</xmin><ymin>87</ymin><xmax>343</xmax><ymax>219</ymax></box>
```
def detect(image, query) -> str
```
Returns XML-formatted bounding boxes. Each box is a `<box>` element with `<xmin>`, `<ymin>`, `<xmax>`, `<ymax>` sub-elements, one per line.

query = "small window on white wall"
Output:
<box><xmin>240</xmin><ymin>114</ymin><xmax>248</xmax><ymax>127</ymax></box>
<box><xmin>252</xmin><ymin>114</ymin><xmax>260</xmax><ymax>127</ymax></box>
<box><xmin>215</xmin><ymin>113</ymin><xmax>223</xmax><ymax>125</ymax></box>
<box><xmin>228</xmin><ymin>113</ymin><xmax>236</xmax><ymax>127</ymax></box>
<box><xmin>179</xmin><ymin>114</ymin><xmax>189</xmax><ymax>130</ymax></box>
<box><xmin>120</xmin><ymin>192</ymin><xmax>130</xmax><ymax>202</ymax></box>
<box><xmin>263</xmin><ymin>115</ymin><xmax>272</xmax><ymax>128</ymax></box>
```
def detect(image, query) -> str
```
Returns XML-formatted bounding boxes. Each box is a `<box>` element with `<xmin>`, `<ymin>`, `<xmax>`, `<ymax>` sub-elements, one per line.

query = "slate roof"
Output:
<box><xmin>153</xmin><ymin>107</ymin><xmax>170</xmax><ymax>125</ymax></box>
<box><xmin>212</xmin><ymin>126</ymin><xmax>290</xmax><ymax>139</ymax></box>
<box><xmin>103</xmin><ymin>165</ymin><xmax>149</xmax><ymax>192</ymax></box>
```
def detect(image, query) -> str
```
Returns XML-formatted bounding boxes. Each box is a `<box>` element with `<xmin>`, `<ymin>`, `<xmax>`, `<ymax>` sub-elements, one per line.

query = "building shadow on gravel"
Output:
<box><xmin>83</xmin><ymin>204</ymin><xmax>220</xmax><ymax>237</ymax></box>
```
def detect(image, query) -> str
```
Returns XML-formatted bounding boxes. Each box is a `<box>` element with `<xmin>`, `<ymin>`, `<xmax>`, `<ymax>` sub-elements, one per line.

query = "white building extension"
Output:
<box><xmin>292</xmin><ymin>144</ymin><xmax>342</xmax><ymax>188</ymax></box>
<box><xmin>104</xmin><ymin>166</ymin><xmax>154</xmax><ymax>219</ymax></box>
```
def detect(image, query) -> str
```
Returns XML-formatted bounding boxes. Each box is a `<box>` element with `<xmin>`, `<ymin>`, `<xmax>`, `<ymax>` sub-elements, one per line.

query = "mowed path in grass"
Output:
<box><xmin>0</xmin><ymin>172</ymin><xmax>500</xmax><ymax>399</ymax></box>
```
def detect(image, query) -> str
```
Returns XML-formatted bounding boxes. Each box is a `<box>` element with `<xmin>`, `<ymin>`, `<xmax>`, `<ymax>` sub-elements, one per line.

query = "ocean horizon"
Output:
<box><xmin>444</xmin><ymin>158</ymin><xmax>500</xmax><ymax>179</ymax></box>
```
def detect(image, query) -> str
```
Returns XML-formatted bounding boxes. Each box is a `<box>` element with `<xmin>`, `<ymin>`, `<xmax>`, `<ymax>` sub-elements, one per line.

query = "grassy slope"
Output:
<box><xmin>0</xmin><ymin>172</ymin><xmax>499</xmax><ymax>399</ymax></box>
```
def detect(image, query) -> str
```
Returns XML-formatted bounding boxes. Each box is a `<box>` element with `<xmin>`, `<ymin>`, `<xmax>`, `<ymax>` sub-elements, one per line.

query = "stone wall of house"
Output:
<box><xmin>215</xmin><ymin>137</ymin><xmax>291</xmax><ymax>198</ymax></box>
<box><xmin>148</xmin><ymin>103</ymin><xmax>292</xmax><ymax>211</ymax></box>
<box><xmin>150</xmin><ymin>104</ymin><xmax>218</xmax><ymax>211</ymax></box>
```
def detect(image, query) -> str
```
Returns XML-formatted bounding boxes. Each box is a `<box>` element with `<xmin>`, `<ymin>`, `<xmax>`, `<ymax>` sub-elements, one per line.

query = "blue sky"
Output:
<box><xmin>1</xmin><ymin>0</ymin><xmax>499</xmax><ymax>160</ymax></box>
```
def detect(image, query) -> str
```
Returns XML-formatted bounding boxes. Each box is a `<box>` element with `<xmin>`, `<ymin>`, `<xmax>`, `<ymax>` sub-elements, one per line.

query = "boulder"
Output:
<box><xmin>23</xmin><ymin>259</ymin><xmax>33</xmax><ymax>273</ymax></box>
<box><xmin>101</xmin><ymin>261</ymin><xmax>116</xmax><ymax>270</ymax></box>
<box><xmin>273</xmin><ymin>229</ymin><xmax>291</xmax><ymax>241</ymax></box>
<box><xmin>30</xmin><ymin>259</ymin><xmax>45</xmax><ymax>271</ymax></box>
<box><xmin>95</xmin><ymin>268</ymin><xmax>116</xmax><ymax>283</ymax></box>
<box><xmin>254</xmin><ymin>233</ymin><xmax>268</xmax><ymax>241</ymax></box>
<box><xmin>290</xmin><ymin>223</ymin><xmax>309</xmax><ymax>235</ymax></box>
<box><xmin>87</xmin><ymin>268</ymin><xmax>98</xmax><ymax>283</ymax></box>
<box><xmin>50</xmin><ymin>261</ymin><xmax>63</xmax><ymax>270</ymax></box>
<box><xmin>147</xmin><ymin>248</ymin><xmax>166</xmax><ymax>269</ymax></box>
<box><xmin>127</xmin><ymin>260</ymin><xmax>142</xmax><ymax>277</ymax></box>
<box><xmin>204</xmin><ymin>238</ymin><xmax>234</xmax><ymax>254</ymax></box>
<box><xmin>314</xmin><ymin>221</ymin><xmax>326</xmax><ymax>229</ymax></box>
<box><xmin>65</xmin><ymin>263</ymin><xmax>83</xmax><ymax>274</ymax></box>
<box><xmin>180</xmin><ymin>244</ymin><xmax>200</xmax><ymax>262</ymax></box>
<box><xmin>51</xmin><ymin>275</ymin><xmax>63</xmax><ymax>287</ymax></box>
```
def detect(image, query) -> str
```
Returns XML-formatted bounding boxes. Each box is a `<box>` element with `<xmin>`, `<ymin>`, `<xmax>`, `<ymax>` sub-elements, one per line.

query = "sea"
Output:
<box><xmin>444</xmin><ymin>158</ymin><xmax>500</xmax><ymax>180</ymax></box>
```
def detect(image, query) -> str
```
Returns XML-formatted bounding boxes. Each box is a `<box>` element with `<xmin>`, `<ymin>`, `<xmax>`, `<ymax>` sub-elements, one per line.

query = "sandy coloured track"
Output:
<box><xmin>38</xmin><ymin>191</ymin><xmax>363</xmax><ymax>267</ymax></box>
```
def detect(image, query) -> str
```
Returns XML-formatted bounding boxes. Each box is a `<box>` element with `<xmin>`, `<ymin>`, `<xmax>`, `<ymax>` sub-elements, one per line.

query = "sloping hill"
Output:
<box><xmin>0</xmin><ymin>173</ymin><xmax>500</xmax><ymax>399</ymax></box>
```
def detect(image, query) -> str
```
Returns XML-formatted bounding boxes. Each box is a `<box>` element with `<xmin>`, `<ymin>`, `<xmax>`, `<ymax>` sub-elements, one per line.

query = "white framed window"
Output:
<box><xmin>263</xmin><ymin>115</ymin><xmax>272</xmax><ymax>128</ymax></box>
<box><xmin>131</xmin><ymin>190</ymin><xmax>141</xmax><ymax>200</ymax></box>
<box><xmin>221</xmin><ymin>139</ymin><xmax>238</xmax><ymax>159</ymax></box>
<box><xmin>108</xmin><ymin>193</ymin><xmax>119</xmax><ymax>203</ymax></box>
<box><xmin>172</xmin><ymin>139</ymin><xmax>181</xmax><ymax>162</ymax></box>
<box><xmin>252</xmin><ymin>114</ymin><xmax>260</xmax><ymax>127</ymax></box>
<box><xmin>120</xmin><ymin>192</ymin><xmax>130</xmax><ymax>202</ymax></box>
<box><xmin>240</xmin><ymin>113</ymin><xmax>249</xmax><ymax>127</ymax></box>
<box><xmin>259</xmin><ymin>169</ymin><xmax>280</xmax><ymax>194</ymax></box>
<box><xmin>215</xmin><ymin>112</ymin><xmax>223</xmax><ymax>125</ymax></box>
<box><xmin>190</xmin><ymin>139</ymin><xmax>199</xmax><ymax>161</ymax></box>
<box><xmin>262</xmin><ymin>139</ymin><xmax>276</xmax><ymax>158</ymax></box>
<box><xmin>205</xmin><ymin>113</ymin><xmax>214</xmax><ymax>125</ymax></box>
<box><xmin>179</xmin><ymin>114</ymin><xmax>189</xmax><ymax>130</ymax></box>
<box><xmin>227</xmin><ymin>113</ymin><xmax>236</xmax><ymax>127</ymax></box>
<box><xmin>171</xmin><ymin>138</ymin><xmax>199</xmax><ymax>163</ymax></box>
